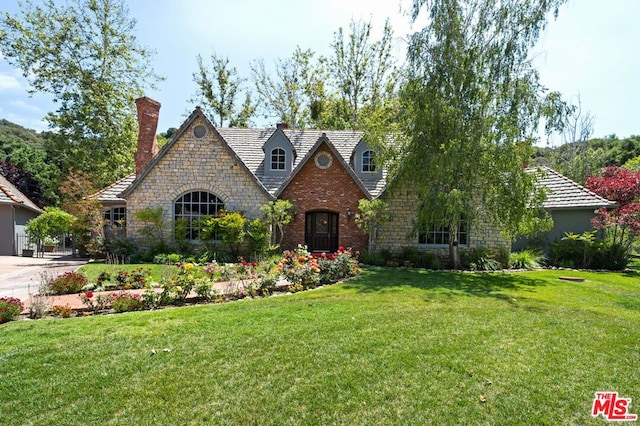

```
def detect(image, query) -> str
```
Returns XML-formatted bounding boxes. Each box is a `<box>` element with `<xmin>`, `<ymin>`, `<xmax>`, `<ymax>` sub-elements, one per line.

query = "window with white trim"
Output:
<box><xmin>271</xmin><ymin>148</ymin><xmax>286</xmax><ymax>170</ymax></box>
<box><xmin>362</xmin><ymin>150</ymin><xmax>376</xmax><ymax>172</ymax></box>
<box><xmin>418</xmin><ymin>222</ymin><xmax>468</xmax><ymax>246</ymax></box>
<box><xmin>174</xmin><ymin>191</ymin><xmax>224</xmax><ymax>240</ymax></box>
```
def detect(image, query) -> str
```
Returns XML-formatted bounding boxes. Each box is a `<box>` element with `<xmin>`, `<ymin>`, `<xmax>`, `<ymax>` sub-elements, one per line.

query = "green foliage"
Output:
<box><xmin>246</xmin><ymin>218</ymin><xmax>271</xmax><ymax>258</ymax></box>
<box><xmin>0</xmin><ymin>120</ymin><xmax>61</xmax><ymax>205</ymax></box>
<box><xmin>25</xmin><ymin>207</ymin><xmax>76</xmax><ymax>246</ymax></box>
<box><xmin>192</xmin><ymin>51</ymin><xmax>256</xmax><ymax>127</ymax></box>
<box><xmin>134</xmin><ymin>207</ymin><xmax>169</xmax><ymax>257</ymax></box>
<box><xmin>624</xmin><ymin>155</ymin><xmax>640</xmax><ymax>171</ymax></box>
<box><xmin>261</xmin><ymin>200</ymin><xmax>296</xmax><ymax>245</ymax></box>
<box><xmin>104</xmin><ymin>236</ymin><xmax>139</xmax><ymax>263</ymax></box>
<box><xmin>0</xmin><ymin>297</ymin><xmax>23</xmax><ymax>323</ymax></box>
<box><xmin>394</xmin><ymin>0</ymin><xmax>567</xmax><ymax>268</ymax></box>
<box><xmin>0</xmin><ymin>0</ymin><xmax>162</xmax><ymax>187</ymax></box>
<box><xmin>548</xmin><ymin>231</ymin><xmax>629</xmax><ymax>270</ymax></box>
<box><xmin>509</xmin><ymin>249</ymin><xmax>544</xmax><ymax>270</ymax></box>
<box><xmin>251</xmin><ymin>47</ymin><xmax>327</xmax><ymax>129</ymax></box>
<box><xmin>355</xmin><ymin>198</ymin><xmax>391</xmax><ymax>252</ymax></box>
<box><xmin>48</xmin><ymin>272</ymin><xmax>88</xmax><ymax>295</ymax></box>
<box><xmin>327</xmin><ymin>18</ymin><xmax>398</xmax><ymax>130</ymax></box>
<box><xmin>462</xmin><ymin>248</ymin><xmax>502</xmax><ymax>272</ymax></box>
<box><xmin>111</xmin><ymin>292</ymin><xmax>143</xmax><ymax>313</ymax></box>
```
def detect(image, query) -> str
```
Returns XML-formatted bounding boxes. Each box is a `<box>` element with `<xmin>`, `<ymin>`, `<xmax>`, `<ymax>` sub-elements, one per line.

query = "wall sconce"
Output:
<box><xmin>346</xmin><ymin>207</ymin><xmax>353</xmax><ymax>221</ymax></box>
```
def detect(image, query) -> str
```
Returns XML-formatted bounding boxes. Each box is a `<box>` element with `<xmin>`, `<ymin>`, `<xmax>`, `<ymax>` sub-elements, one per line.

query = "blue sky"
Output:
<box><xmin>0</xmin><ymin>0</ymin><xmax>638</xmax><ymax>146</ymax></box>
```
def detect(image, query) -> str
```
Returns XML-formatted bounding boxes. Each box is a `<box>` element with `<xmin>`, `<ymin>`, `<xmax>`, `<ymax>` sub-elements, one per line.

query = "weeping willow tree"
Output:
<box><xmin>388</xmin><ymin>0</ymin><xmax>569</xmax><ymax>268</ymax></box>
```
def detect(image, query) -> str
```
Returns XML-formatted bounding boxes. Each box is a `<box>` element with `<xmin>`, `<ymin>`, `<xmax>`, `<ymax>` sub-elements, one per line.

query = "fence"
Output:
<box><xmin>15</xmin><ymin>233</ymin><xmax>74</xmax><ymax>257</ymax></box>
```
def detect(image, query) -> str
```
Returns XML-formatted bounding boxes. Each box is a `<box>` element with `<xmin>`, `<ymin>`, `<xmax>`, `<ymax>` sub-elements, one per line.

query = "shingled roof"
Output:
<box><xmin>87</xmin><ymin>173</ymin><xmax>136</xmax><ymax>204</ymax></box>
<box><xmin>531</xmin><ymin>166</ymin><xmax>617</xmax><ymax>210</ymax></box>
<box><xmin>116</xmin><ymin>107</ymin><xmax>385</xmax><ymax>200</ymax></box>
<box><xmin>0</xmin><ymin>174</ymin><xmax>43</xmax><ymax>213</ymax></box>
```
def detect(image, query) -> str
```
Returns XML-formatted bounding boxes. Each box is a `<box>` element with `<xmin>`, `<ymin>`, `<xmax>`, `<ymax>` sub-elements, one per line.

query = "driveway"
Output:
<box><xmin>0</xmin><ymin>255</ymin><xmax>88</xmax><ymax>302</ymax></box>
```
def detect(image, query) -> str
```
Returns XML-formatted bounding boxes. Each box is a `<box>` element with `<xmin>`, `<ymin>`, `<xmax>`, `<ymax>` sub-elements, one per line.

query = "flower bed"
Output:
<box><xmin>5</xmin><ymin>246</ymin><xmax>360</xmax><ymax>321</ymax></box>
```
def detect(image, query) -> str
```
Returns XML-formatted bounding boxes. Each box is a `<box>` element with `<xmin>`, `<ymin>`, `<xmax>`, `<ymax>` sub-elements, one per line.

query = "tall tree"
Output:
<box><xmin>0</xmin><ymin>0</ymin><xmax>161</xmax><ymax>187</ymax></box>
<box><xmin>390</xmin><ymin>0</ymin><xmax>568</xmax><ymax>268</ymax></box>
<box><xmin>191</xmin><ymin>52</ymin><xmax>256</xmax><ymax>127</ymax></box>
<box><xmin>329</xmin><ymin>19</ymin><xmax>397</xmax><ymax>130</ymax></box>
<box><xmin>252</xmin><ymin>47</ymin><xmax>327</xmax><ymax>129</ymax></box>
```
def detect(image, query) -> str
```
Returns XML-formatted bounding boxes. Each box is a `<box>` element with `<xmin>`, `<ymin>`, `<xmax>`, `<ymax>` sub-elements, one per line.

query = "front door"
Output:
<box><xmin>305</xmin><ymin>211</ymin><xmax>339</xmax><ymax>252</ymax></box>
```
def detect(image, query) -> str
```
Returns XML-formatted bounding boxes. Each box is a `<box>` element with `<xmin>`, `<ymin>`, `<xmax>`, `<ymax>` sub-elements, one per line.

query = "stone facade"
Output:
<box><xmin>279</xmin><ymin>142</ymin><xmax>369</xmax><ymax>252</ymax></box>
<box><xmin>377</xmin><ymin>189</ymin><xmax>509</xmax><ymax>257</ymax></box>
<box><xmin>126</xmin><ymin>117</ymin><xmax>271</xmax><ymax>241</ymax></box>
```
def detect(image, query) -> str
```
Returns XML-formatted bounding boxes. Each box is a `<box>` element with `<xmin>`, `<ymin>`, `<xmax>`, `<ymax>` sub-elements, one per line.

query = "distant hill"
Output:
<box><xmin>0</xmin><ymin>119</ymin><xmax>61</xmax><ymax>205</ymax></box>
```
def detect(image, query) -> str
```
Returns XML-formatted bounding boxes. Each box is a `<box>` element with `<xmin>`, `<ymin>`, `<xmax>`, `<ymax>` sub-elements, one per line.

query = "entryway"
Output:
<box><xmin>305</xmin><ymin>211</ymin><xmax>338</xmax><ymax>252</ymax></box>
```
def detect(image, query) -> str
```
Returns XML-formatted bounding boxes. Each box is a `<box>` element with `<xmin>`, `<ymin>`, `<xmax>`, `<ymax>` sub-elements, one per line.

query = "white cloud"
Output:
<box><xmin>10</xmin><ymin>99</ymin><xmax>41</xmax><ymax>113</ymax></box>
<box><xmin>0</xmin><ymin>73</ymin><xmax>21</xmax><ymax>91</ymax></box>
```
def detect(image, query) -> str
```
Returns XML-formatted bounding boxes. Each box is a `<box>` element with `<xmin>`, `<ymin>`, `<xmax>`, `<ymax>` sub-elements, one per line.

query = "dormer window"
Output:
<box><xmin>271</xmin><ymin>148</ymin><xmax>286</xmax><ymax>171</ymax></box>
<box><xmin>362</xmin><ymin>150</ymin><xmax>376</xmax><ymax>172</ymax></box>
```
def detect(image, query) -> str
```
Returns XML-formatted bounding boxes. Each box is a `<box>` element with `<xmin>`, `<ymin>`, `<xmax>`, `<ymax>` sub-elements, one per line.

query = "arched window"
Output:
<box><xmin>271</xmin><ymin>148</ymin><xmax>286</xmax><ymax>170</ymax></box>
<box><xmin>174</xmin><ymin>191</ymin><xmax>224</xmax><ymax>240</ymax></box>
<box><xmin>362</xmin><ymin>150</ymin><xmax>376</xmax><ymax>172</ymax></box>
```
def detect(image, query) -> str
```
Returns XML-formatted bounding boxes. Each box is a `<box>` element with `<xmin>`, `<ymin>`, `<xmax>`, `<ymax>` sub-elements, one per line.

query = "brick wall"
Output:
<box><xmin>126</xmin><ymin>117</ymin><xmax>271</xmax><ymax>241</ymax></box>
<box><xmin>279</xmin><ymin>142</ymin><xmax>369</xmax><ymax>252</ymax></box>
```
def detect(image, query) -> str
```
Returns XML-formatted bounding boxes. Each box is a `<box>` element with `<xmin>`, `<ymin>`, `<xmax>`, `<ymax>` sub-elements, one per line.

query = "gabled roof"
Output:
<box><xmin>214</xmin><ymin>127</ymin><xmax>385</xmax><ymax>198</ymax></box>
<box><xmin>0</xmin><ymin>174</ymin><xmax>43</xmax><ymax>214</ymax></box>
<box><xmin>120</xmin><ymin>108</ymin><xmax>275</xmax><ymax>200</ymax></box>
<box><xmin>273</xmin><ymin>133</ymin><xmax>373</xmax><ymax>199</ymax></box>
<box><xmin>531</xmin><ymin>166</ymin><xmax>618</xmax><ymax>210</ymax></box>
<box><xmin>87</xmin><ymin>173</ymin><xmax>136</xmax><ymax>204</ymax></box>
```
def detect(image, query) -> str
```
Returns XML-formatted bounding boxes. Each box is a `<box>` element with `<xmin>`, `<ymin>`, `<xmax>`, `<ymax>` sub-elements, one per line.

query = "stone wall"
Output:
<box><xmin>279</xmin><ymin>142</ymin><xmax>369</xmax><ymax>252</ymax></box>
<box><xmin>377</xmin><ymin>189</ymin><xmax>509</xmax><ymax>257</ymax></box>
<box><xmin>126</xmin><ymin>117</ymin><xmax>271</xmax><ymax>242</ymax></box>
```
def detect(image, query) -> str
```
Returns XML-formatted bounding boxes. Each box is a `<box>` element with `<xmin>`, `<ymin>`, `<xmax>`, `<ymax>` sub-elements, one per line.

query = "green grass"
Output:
<box><xmin>2</xmin><ymin>268</ymin><xmax>639</xmax><ymax>424</ymax></box>
<box><xmin>77</xmin><ymin>262</ymin><xmax>179</xmax><ymax>282</ymax></box>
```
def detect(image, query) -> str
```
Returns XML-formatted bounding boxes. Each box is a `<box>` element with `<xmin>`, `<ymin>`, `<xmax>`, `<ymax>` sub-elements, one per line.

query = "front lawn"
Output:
<box><xmin>2</xmin><ymin>268</ymin><xmax>639</xmax><ymax>424</ymax></box>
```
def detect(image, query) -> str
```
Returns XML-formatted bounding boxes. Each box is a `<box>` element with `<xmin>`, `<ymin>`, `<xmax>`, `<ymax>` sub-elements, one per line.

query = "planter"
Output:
<box><xmin>22</xmin><ymin>249</ymin><xmax>34</xmax><ymax>257</ymax></box>
<box><xmin>43</xmin><ymin>245</ymin><xmax>55</xmax><ymax>253</ymax></box>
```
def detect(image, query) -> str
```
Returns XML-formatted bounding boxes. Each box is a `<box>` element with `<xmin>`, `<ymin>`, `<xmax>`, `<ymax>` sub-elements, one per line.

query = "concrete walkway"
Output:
<box><xmin>0</xmin><ymin>254</ymin><xmax>88</xmax><ymax>303</ymax></box>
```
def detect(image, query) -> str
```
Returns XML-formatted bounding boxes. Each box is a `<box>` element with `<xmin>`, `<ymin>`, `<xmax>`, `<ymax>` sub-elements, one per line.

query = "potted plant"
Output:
<box><xmin>42</xmin><ymin>235</ymin><xmax>59</xmax><ymax>252</ymax></box>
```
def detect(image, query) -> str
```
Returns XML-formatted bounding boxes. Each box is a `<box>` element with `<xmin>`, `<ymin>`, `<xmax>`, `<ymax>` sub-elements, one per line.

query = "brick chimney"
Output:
<box><xmin>276</xmin><ymin>122</ymin><xmax>289</xmax><ymax>130</ymax></box>
<box><xmin>135</xmin><ymin>96</ymin><xmax>161</xmax><ymax>176</ymax></box>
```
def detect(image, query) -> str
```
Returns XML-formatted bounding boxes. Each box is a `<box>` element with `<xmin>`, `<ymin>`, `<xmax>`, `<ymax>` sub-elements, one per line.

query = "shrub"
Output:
<box><xmin>0</xmin><ymin>297</ymin><xmax>23</xmax><ymax>323</ymax></box>
<box><xmin>50</xmin><ymin>304</ymin><xmax>74</xmax><ymax>318</ymax></box>
<box><xmin>194</xmin><ymin>278</ymin><xmax>219</xmax><ymax>302</ymax></box>
<box><xmin>547</xmin><ymin>231</ymin><xmax>629</xmax><ymax>270</ymax></box>
<box><xmin>104</xmin><ymin>236</ymin><xmax>139</xmax><ymax>263</ymax></box>
<box><xmin>278</xmin><ymin>245</ymin><xmax>320</xmax><ymax>289</ymax></box>
<box><xmin>463</xmin><ymin>247</ymin><xmax>501</xmax><ymax>271</ymax></box>
<box><xmin>509</xmin><ymin>249</ymin><xmax>545</xmax><ymax>269</ymax></box>
<box><xmin>111</xmin><ymin>292</ymin><xmax>143</xmax><ymax>312</ymax></box>
<box><xmin>358</xmin><ymin>250</ymin><xmax>385</xmax><ymax>266</ymax></box>
<box><xmin>49</xmin><ymin>271</ymin><xmax>88</xmax><ymax>295</ymax></box>
<box><xmin>79</xmin><ymin>291</ymin><xmax>113</xmax><ymax>313</ymax></box>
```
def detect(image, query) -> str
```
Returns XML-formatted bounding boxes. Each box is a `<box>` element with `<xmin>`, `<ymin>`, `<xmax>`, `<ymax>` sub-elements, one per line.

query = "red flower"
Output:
<box><xmin>85</xmin><ymin>291</ymin><xmax>94</xmax><ymax>298</ymax></box>
<box><xmin>338</xmin><ymin>246</ymin><xmax>345</xmax><ymax>252</ymax></box>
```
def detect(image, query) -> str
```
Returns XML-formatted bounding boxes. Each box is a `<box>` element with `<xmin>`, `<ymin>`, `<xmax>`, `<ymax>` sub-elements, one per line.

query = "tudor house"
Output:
<box><xmin>91</xmin><ymin>97</ymin><xmax>508</xmax><ymax>255</ymax></box>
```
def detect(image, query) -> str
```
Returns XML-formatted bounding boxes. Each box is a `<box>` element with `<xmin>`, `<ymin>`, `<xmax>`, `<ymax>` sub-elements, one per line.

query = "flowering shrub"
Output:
<box><xmin>161</xmin><ymin>262</ymin><xmax>197</xmax><ymax>303</ymax></box>
<box><xmin>314</xmin><ymin>247</ymin><xmax>360</xmax><ymax>284</ymax></box>
<box><xmin>194</xmin><ymin>278</ymin><xmax>220</xmax><ymax>302</ymax></box>
<box><xmin>278</xmin><ymin>245</ymin><xmax>321</xmax><ymax>289</ymax></box>
<box><xmin>49</xmin><ymin>271</ymin><xmax>88</xmax><ymax>295</ymax></box>
<box><xmin>0</xmin><ymin>297</ymin><xmax>23</xmax><ymax>323</ymax></box>
<box><xmin>111</xmin><ymin>292</ymin><xmax>143</xmax><ymax>312</ymax></box>
<box><xmin>79</xmin><ymin>291</ymin><xmax>113</xmax><ymax>313</ymax></box>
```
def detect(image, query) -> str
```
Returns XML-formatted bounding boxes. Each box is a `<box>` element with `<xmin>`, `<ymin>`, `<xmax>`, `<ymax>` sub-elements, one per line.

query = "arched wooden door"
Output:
<box><xmin>305</xmin><ymin>211</ymin><xmax>339</xmax><ymax>252</ymax></box>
